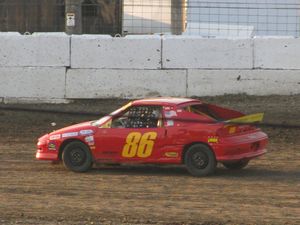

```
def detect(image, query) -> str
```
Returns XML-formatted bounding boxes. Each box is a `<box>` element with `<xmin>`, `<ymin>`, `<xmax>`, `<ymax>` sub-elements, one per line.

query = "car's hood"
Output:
<box><xmin>50</xmin><ymin>121</ymin><xmax>96</xmax><ymax>136</ymax></box>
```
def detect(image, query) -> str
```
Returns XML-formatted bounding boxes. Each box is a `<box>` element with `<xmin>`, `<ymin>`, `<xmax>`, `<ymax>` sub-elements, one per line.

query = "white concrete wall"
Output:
<box><xmin>71</xmin><ymin>35</ymin><xmax>162</xmax><ymax>69</ymax></box>
<box><xmin>254</xmin><ymin>37</ymin><xmax>300</xmax><ymax>69</ymax></box>
<box><xmin>0</xmin><ymin>33</ymin><xmax>70</xmax><ymax>67</ymax></box>
<box><xmin>187</xmin><ymin>70</ymin><xmax>300</xmax><ymax>96</ymax></box>
<box><xmin>66</xmin><ymin>69</ymin><xmax>187</xmax><ymax>98</ymax></box>
<box><xmin>0</xmin><ymin>33</ymin><xmax>299</xmax><ymax>102</ymax></box>
<box><xmin>162</xmin><ymin>36</ymin><xmax>253</xmax><ymax>69</ymax></box>
<box><xmin>0</xmin><ymin>67</ymin><xmax>66</xmax><ymax>99</ymax></box>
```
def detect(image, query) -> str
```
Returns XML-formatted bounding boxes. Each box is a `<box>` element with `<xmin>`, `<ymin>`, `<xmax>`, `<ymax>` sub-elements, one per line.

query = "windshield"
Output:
<box><xmin>92</xmin><ymin>102</ymin><xmax>133</xmax><ymax>127</ymax></box>
<box><xmin>92</xmin><ymin>116</ymin><xmax>111</xmax><ymax>127</ymax></box>
<box><xmin>110</xmin><ymin>102</ymin><xmax>132</xmax><ymax>116</ymax></box>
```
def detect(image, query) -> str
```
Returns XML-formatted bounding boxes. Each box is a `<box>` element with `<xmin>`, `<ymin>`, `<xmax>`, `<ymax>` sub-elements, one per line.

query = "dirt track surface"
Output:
<box><xmin>0</xmin><ymin>95</ymin><xmax>300</xmax><ymax>225</ymax></box>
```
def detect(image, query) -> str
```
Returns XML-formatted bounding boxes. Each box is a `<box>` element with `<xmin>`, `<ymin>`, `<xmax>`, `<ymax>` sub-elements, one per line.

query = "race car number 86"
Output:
<box><xmin>122</xmin><ymin>132</ymin><xmax>157</xmax><ymax>158</ymax></box>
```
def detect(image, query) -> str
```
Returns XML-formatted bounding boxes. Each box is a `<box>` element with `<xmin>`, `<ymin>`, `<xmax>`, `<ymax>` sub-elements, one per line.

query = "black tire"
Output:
<box><xmin>222</xmin><ymin>160</ymin><xmax>249</xmax><ymax>170</ymax></box>
<box><xmin>184</xmin><ymin>144</ymin><xmax>216</xmax><ymax>177</ymax></box>
<box><xmin>62</xmin><ymin>141</ymin><xmax>93</xmax><ymax>172</ymax></box>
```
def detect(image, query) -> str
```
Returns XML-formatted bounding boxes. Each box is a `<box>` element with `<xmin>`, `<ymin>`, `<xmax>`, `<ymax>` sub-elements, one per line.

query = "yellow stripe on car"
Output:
<box><xmin>226</xmin><ymin>113</ymin><xmax>264</xmax><ymax>124</ymax></box>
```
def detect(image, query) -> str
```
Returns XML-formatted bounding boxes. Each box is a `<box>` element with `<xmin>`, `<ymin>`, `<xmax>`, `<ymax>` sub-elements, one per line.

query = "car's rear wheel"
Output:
<box><xmin>184</xmin><ymin>144</ymin><xmax>216</xmax><ymax>177</ymax></box>
<box><xmin>222</xmin><ymin>160</ymin><xmax>249</xmax><ymax>170</ymax></box>
<box><xmin>62</xmin><ymin>141</ymin><xmax>93</xmax><ymax>172</ymax></box>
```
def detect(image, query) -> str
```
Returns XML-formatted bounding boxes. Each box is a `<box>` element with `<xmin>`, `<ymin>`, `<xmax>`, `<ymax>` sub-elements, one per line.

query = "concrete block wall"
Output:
<box><xmin>0</xmin><ymin>33</ymin><xmax>299</xmax><ymax>102</ymax></box>
<box><xmin>254</xmin><ymin>37</ymin><xmax>300</xmax><ymax>69</ymax></box>
<box><xmin>162</xmin><ymin>36</ymin><xmax>253</xmax><ymax>69</ymax></box>
<box><xmin>71</xmin><ymin>35</ymin><xmax>161</xmax><ymax>69</ymax></box>
<box><xmin>0</xmin><ymin>33</ymin><xmax>69</xmax><ymax>103</ymax></box>
<box><xmin>187</xmin><ymin>70</ymin><xmax>300</xmax><ymax>96</ymax></box>
<box><xmin>66</xmin><ymin>69</ymin><xmax>187</xmax><ymax>98</ymax></box>
<box><xmin>0</xmin><ymin>33</ymin><xmax>70</xmax><ymax>67</ymax></box>
<box><xmin>0</xmin><ymin>67</ymin><xmax>66</xmax><ymax>99</ymax></box>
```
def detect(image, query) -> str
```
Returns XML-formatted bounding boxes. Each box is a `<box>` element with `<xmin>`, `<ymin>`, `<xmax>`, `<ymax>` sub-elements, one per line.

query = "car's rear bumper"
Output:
<box><xmin>213</xmin><ymin>130</ymin><xmax>268</xmax><ymax>162</ymax></box>
<box><xmin>216</xmin><ymin>148</ymin><xmax>267</xmax><ymax>162</ymax></box>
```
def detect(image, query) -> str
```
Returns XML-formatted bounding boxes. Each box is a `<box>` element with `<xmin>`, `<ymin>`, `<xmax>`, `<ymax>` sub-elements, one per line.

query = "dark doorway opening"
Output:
<box><xmin>0</xmin><ymin>0</ymin><xmax>65</xmax><ymax>33</ymax></box>
<box><xmin>82</xmin><ymin>0</ymin><xmax>122</xmax><ymax>35</ymax></box>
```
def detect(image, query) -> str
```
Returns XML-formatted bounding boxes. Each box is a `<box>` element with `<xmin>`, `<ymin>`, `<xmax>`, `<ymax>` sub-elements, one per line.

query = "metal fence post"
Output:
<box><xmin>171</xmin><ymin>0</ymin><xmax>186</xmax><ymax>35</ymax></box>
<box><xmin>65</xmin><ymin>0</ymin><xmax>83</xmax><ymax>34</ymax></box>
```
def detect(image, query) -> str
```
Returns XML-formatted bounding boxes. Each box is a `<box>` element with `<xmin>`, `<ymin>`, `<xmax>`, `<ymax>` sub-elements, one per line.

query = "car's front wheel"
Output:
<box><xmin>184</xmin><ymin>144</ymin><xmax>216</xmax><ymax>177</ymax></box>
<box><xmin>222</xmin><ymin>160</ymin><xmax>249</xmax><ymax>170</ymax></box>
<box><xmin>62</xmin><ymin>141</ymin><xmax>93</xmax><ymax>172</ymax></box>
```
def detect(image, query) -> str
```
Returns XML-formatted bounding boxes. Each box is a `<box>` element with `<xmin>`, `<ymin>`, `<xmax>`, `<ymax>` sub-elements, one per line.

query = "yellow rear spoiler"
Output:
<box><xmin>226</xmin><ymin>113</ymin><xmax>264</xmax><ymax>124</ymax></box>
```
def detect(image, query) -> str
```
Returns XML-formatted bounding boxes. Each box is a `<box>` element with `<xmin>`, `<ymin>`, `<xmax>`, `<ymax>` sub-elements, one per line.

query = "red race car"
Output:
<box><xmin>36</xmin><ymin>98</ymin><xmax>268</xmax><ymax>176</ymax></box>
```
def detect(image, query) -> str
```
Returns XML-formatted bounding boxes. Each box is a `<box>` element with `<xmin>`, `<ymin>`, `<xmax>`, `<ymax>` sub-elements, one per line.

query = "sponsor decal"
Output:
<box><xmin>208</xmin><ymin>136</ymin><xmax>219</xmax><ymax>143</ymax></box>
<box><xmin>79</xmin><ymin>129</ymin><xmax>94</xmax><ymax>136</ymax></box>
<box><xmin>49</xmin><ymin>134</ymin><xmax>61</xmax><ymax>140</ymax></box>
<box><xmin>85</xmin><ymin>135</ymin><xmax>94</xmax><ymax>143</ymax></box>
<box><xmin>166</xmin><ymin>120</ymin><xmax>174</xmax><ymax>127</ymax></box>
<box><xmin>48</xmin><ymin>142</ymin><xmax>57</xmax><ymax>151</ymax></box>
<box><xmin>164</xmin><ymin>110</ymin><xmax>177</xmax><ymax>118</ymax></box>
<box><xmin>165</xmin><ymin>152</ymin><xmax>178</xmax><ymax>158</ymax></box>
<box><xmin>62</xmin><ymin>132</ymin><xmax>78</xmax><ymax>138</ymax></box>
<box><xmin>229</xmin><ymin>126</ymin><xmax>236</xmax><ymax>134</ymax></box>
<box><xmin>85</xmin><ymin>135</ymin><xmax>95</xmax><ymax>146</ymax></box>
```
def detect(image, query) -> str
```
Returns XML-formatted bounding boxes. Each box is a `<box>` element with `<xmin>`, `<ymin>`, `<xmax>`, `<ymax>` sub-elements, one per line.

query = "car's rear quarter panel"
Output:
<box><xmin>212</xmin><ymin>130</ymin><xmax>268</xmax><ymax>162</ymax></box>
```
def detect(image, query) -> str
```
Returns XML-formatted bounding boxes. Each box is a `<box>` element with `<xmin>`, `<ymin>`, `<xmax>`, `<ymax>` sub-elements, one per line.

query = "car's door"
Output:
<box><xmin>162</xmin><ymin>104</ymin><xmax>216</xmax><ymax>145</ymax></box>
<box><xmin>93</xmin><ymin>105</ymin><xmax>166</xmax><ymax>163</ymax></box>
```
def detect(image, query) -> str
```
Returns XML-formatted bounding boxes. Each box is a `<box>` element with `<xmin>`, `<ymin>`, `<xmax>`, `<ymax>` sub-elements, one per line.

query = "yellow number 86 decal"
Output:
<box><xmin>122</xmin><ymin>132</ymin><xmax>157</xmax><ymax>158</ymax></box>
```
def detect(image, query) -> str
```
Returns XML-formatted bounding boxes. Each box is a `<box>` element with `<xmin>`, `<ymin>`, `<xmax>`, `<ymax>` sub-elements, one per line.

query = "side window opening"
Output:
<box><xmin>182</xmin><ymin>104</ymin><xmax>220</xmax><ymax>121</ymax></box>
<box><xmin>111</xmin><ymin>106</ymin><xmax>163</xmax><ymax>128</ymax></box>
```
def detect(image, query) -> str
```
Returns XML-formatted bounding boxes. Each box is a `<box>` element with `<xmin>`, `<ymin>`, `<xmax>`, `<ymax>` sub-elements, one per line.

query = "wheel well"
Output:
<box><xmin>181</xmin><ymin>142</ymin><xmax>215</xmax><ymax>163</ymax></box>
<box><xmin>58</xmin><ymin>139</ymin><xmax>87</xmax><ymax>160</ymax></box>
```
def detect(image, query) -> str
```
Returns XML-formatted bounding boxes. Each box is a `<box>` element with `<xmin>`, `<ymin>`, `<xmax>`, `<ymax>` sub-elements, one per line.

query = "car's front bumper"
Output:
<box><xmin>36</xmin><ymin>136</ymin><xmax>59</xmax><ymax>161</ymax></box>
<box><xmin>36</xmin><ymin>151</ymin><xmax>59</xmax><ymax>161</ymax></box>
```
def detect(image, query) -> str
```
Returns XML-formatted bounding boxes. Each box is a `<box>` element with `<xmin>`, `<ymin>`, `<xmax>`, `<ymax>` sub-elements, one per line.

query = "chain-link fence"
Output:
<box><xmin>0</xmin><ymin>0</ymin><xmax>300</xmax><ymax>37</ymax></box>
<box><xmin>124</xmin><ymin>0</ymin><xmax>300</xmax><ymax>37</ymax></box>
<box><xmin>185</xmin><ymin>1</ymin><xmax>300</xmax><ymax>37</ymax></box>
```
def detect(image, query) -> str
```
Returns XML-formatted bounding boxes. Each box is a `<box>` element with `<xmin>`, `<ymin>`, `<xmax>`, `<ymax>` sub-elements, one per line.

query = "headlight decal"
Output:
<box><xmin>79</xmin><ymin>130</ymin><xmax>94</xmax><ymax>136</ymax></box>
<box><xmin>49</xmin><ymin>134</ymin><xmax>61</xmax><ymax>140</ymax></box>
<box><xmin>48</xmin><ymin>142</ymin><xmax>57</xmax><ymax>151</ymax></box>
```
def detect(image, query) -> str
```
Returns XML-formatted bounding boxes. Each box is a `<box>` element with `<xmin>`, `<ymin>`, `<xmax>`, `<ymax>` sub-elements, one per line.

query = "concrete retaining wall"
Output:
<box><xmin>0</xmin><ymin>33</ymin><xmax>70</xmax><ymax>67</ymax></box>
<box><xmin>71</xmin><ymin>35</ymin><xmax>162</xmax><ymax>69</ymax></box>
<box><xmin>254</xmin><ymin>37</ymin><xmax>300</xmax><ymax>69</ymax></box>
<box><xmin>0</xmin><ymin>67</ymin><xmax>66</xmax><ymax>99</ymax></box>
<box><xmin>162</xmin><ymin>36</ymin><xmax>253</xmax><ymax>69</ymax></box>
<box><xmin>187</xmin><ymin>70</ymin><xmax>300</xmax><ymax>96</ymax></box>
<box><xmin>0</xmin><ymin>33</ymin><xmax>299</xmax><ymax>102</ymax></box>
<box><xmin>66</xmin><ymin>69</ymin><xmax>187</xmax><ymax>98</ymax></box>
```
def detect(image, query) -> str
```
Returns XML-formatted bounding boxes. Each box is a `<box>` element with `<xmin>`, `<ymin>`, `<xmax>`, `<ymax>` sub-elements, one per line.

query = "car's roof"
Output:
<box><xmin>132</xmin><ymin>97</ymin><xmax>202</xmax><ymax>106</ymax></box>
